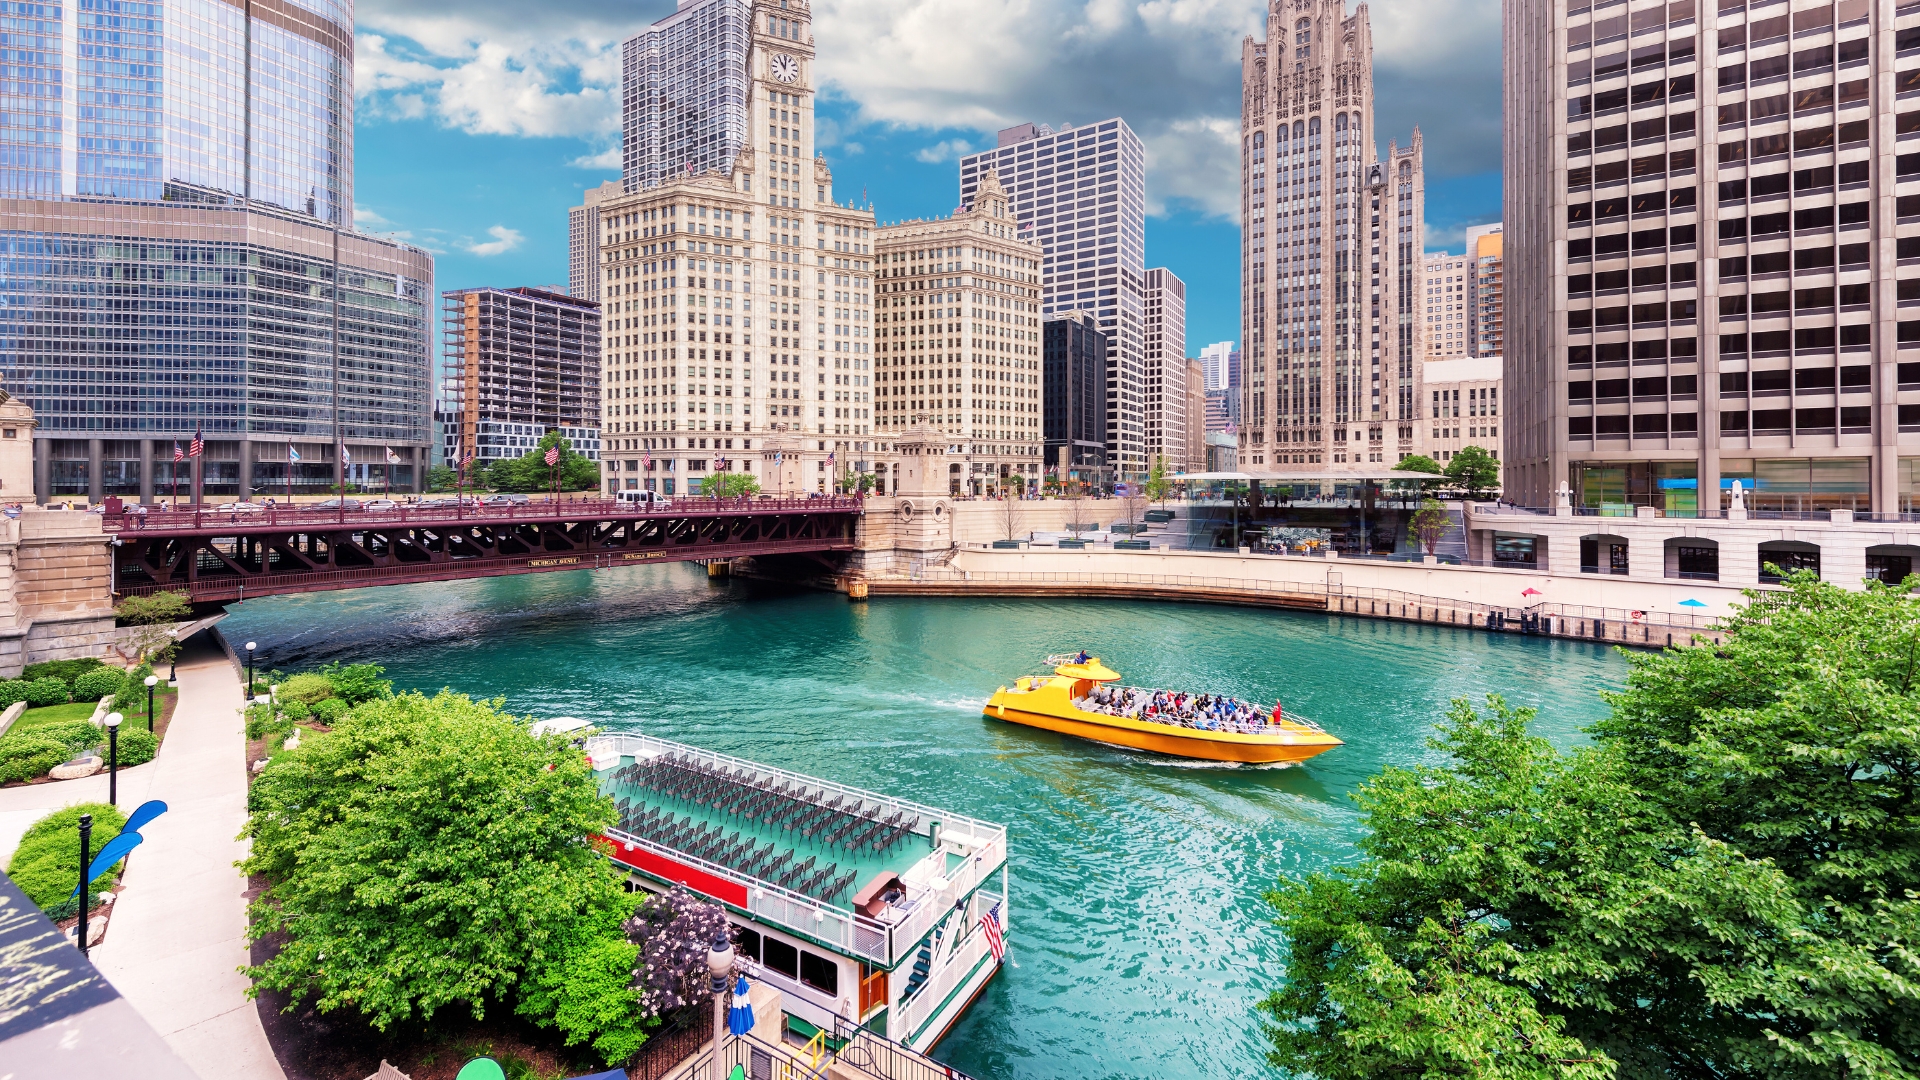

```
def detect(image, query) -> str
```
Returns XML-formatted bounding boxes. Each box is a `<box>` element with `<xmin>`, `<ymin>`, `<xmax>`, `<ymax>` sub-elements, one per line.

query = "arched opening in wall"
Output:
<box><xmin>1665</xmin><ymin>537</ymin><xmax>1719</xmax><ymax>581</ymax></box>
<box><xmin>948</xmin><ymin>462</ymin><xmax>962</xmax><ymax>497</ymax></box>
<box><xmin>1580</xmin><ymin>533</ymin><xmax>1629</xmax><ymax>575</ymax></box>
<box><xmin>1758</xmin><ymin>540</ymin><xmax>1821</xmax><ymax>583</ymax></box>
<box><xmin>1865</xmin><ymin>544</ymin><xmax>1920</xmax><ymax>586</ymax></box>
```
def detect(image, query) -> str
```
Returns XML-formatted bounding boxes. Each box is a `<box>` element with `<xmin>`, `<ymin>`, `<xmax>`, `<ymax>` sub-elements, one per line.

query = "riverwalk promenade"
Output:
<box><xmin>0</xmin><ymin>632</ymin><xmax>282</xmax><ymax>1080</ymax></box>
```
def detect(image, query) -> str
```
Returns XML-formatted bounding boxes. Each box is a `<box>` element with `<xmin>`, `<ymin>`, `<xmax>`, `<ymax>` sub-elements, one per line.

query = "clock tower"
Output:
<box><xmin>749</xmin><ymin>0</ymin><xmax>817</xmax><ymax>209</ymax></box>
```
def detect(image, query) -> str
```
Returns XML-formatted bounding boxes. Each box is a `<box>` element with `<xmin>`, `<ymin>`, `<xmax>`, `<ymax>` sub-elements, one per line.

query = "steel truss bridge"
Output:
<box><xmin>104</xmin><ymin>496</ymin><xmax>863</xmax><ymax>603</ymax></box>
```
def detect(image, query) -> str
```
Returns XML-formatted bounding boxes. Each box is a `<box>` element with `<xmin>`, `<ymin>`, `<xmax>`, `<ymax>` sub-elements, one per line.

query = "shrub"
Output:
<box><xmin>6</xmin><ymin>802</ymin><xmax>128</xmax><ymax>918</ymax></box>
<box><xmin>34</xmin><ymin>720</ymin><xmax>102</xmax><ymax>758</ymax></box>
<box><xmin>318</xmin><ymin>662</ymin><xmax>392</xmax><ymax>705</ymax></box>
<box><xmin>277</xmin><ymin>673</ymin><xmax>334</xmax><ymax>705</ymax></box>
<box><xmin>114</xmin><ymin>591</ymin><xmax>191</xmax><ymax>626</ymax></box>
<box><xmin>310</xmin><ymin>698</ymin><xmax>350</xmax><ymax>724</ymax></box>
<box><xmin>0</xmin><ymin>736</ymin><xmax>67</xmax><ymax>784</ymax></box>
<box><xmin>112</xmin><ymin>728</ymin><xmax>158</xmax><ymax>767</ymax></box>
<box><xmin>23</xmin><ymin>677</ymin><xmax>69</xmax><ymax>707</ymax></box>
<box><xmin>0</xmin><ymin>679</ymin><xmax>32</xmax><ymax>708</ymax></box>
<box><xmin>71</xmin><ymin>668</ymin><xmax>126</xmax><ymax>701</ymax></box>
<box><xmin>245</xmin><ymin>702</ymin><xmax>293</xmax><ymax>742</ymax></box>
<box><xmin>22</xmin><ymin>658</ymin><xmax>103</xmax><ymax>683</ymax></box>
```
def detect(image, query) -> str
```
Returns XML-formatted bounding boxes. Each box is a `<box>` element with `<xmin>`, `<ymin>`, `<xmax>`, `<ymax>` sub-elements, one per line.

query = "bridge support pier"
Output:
<box><xmin>846</xmin><ymin>578</ymin><xmax>869</xmax><ymax>601</ymax></box>
<box><xmin>707</xmin><ymin>560</ymin><xmax>732</xmax><ymax>580</ymax></box>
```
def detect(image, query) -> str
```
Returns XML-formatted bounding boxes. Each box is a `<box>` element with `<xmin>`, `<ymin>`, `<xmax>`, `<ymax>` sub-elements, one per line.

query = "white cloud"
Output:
<box><xmin>570</xmin><ymin>145</ymin><xmax>624</xmax><ymax>170</ymax></box>
<box><xmin>913</xmin><ymin>138</ymin><xmax>975</xmax><ymax>164</ymax></box>
<box><xmin>354</xmin><ymin>0</ymin><xmax>1502</xmax><ymax>219</ymax></box>
<box><xmin>467</xmin><ymin>225</ymin><xmax>526</xmax><ymax>256</ymax></box>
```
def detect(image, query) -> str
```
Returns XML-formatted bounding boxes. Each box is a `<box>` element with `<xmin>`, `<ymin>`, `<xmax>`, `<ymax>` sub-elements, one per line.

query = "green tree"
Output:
<box><xmin>483</xmin><ymin>431</ymin><xmax>601</xmax><ymax>493</ymax></box>
<box><xmin>1261</xmin><ymin>575</ymin><xmax>1920</xmax><ymax>1080</ymax></box>
<box><xmin>242</xmin><ymin>690</ymin><xmax>646</xmax><ymax>1061</ymax></box>
<box><xmin>1446</xmin><ymin>444</ymin><xmax>1502</xmax><ymax>499</ymax></box>
<box><xmin>1145</xmin><ymin>455</ymin><xmax>1173</xmax><ymax>506</ymax></box>
<box><xmin>1407</xmin><ymin>498</ymin><xmax>1453</xmax><ymax>556</ymax></box>
<box><xmin>1391</xmin><ymin>454</ymin><xmax>1446</xmax><ymax>496</ymax></box>
<box><xmin>426</xmin><ymin>464</ymin><xmax>458</xmax><ymax>492</ymax></box>
<box><xmin>704</xmin><ymin>470</ymin><xmax>761</xmax><ymax>499</ymax></box>
<box><xmin>114</xmin><ymin>590</ymin><xmax>191</xmax><ymax>626</ymax></box>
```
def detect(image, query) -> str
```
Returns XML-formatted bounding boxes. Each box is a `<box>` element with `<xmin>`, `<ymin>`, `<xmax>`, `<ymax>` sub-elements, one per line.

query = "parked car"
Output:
<box><xmin>482</xmin><ymin>493</ymin><xmax>531</xmax><ymax>506</ymax></box>
<box><xmin>362</xmin><ymin>499</ymin><xmax>399</xmax><ymax>511</ymax></box>
<box><xmin>313</xmin><ymin>498</ymin><xmax>364</xmax><ymax>511</ymax></box>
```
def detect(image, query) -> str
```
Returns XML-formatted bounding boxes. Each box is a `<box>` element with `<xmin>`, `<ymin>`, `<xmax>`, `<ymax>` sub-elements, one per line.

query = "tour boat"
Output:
<box><xmin>982</xmin><ymin>653</ymin><xmax>1342</xmax><ymax>764</ymax></box>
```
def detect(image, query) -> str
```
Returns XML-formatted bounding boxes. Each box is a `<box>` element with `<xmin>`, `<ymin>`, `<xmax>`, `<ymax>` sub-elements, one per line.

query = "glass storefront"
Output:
<box><xmin>1720</xmin><ymin>458</ymin><xmax>1870</xmax><ymax>513</ymax></box>
<box><xmin>1573</xmin><ymin>461</ymin><xmax>1699</xmax><ymax>516</ymax></box>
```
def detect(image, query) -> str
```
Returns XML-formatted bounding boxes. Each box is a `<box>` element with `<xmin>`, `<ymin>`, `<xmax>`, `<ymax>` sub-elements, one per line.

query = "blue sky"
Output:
<box><xmin>351</xmin><ymin>0</ymin><xmax>1503</xmax><ymax>354</ymax></box>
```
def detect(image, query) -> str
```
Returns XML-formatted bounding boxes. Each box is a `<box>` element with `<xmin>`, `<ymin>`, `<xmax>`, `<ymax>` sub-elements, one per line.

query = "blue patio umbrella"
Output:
<box><xmin>728</xmin><ymin>976</ymin><xmax>755</xmax><ymax>1036</ymax></box>
<box><xmin>1677</xmin><ymin>598</ymin><xmax>1708</xmax><ymax>608</ymax></box>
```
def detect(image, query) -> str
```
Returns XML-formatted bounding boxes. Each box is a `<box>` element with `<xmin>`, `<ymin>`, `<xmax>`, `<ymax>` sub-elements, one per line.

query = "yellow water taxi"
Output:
<box><xmin>982</xmin><ymin>654</ymin><xmax>1343</xmax><ymax>764</ymax></box>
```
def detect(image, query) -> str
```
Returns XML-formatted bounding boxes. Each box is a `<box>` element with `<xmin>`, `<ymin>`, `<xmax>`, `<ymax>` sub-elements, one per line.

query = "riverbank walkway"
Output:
<box><xmin>86</xmin><ymin>633</ymin><xmax>285</xmax><ymax>1080</ymax></box>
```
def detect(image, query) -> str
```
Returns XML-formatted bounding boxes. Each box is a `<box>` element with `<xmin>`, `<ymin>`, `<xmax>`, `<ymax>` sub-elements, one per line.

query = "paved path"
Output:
<box><xmin>87</xmin><ymin>633</ymin><xmax>286</xmax><ymax>1080</ymax></box>
<box><xmin>0</xmin><ymin>761</ymin><xmax>158</xmax><ymax>867</ymax></box>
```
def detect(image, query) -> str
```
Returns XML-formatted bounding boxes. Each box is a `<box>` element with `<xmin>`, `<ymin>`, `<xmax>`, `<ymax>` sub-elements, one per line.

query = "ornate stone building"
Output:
<box><xmin>1240</xmin><ymin>0</ymin><xmax>1426</xmax><ymax>470</ymax></box>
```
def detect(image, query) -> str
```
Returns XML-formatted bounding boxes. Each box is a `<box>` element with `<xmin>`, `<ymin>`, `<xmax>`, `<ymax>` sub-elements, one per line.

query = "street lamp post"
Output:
<box><xmin>104</xmin><ymin>713</ymin><xmax>122</xmax><ymax>806</ymax></box>
<box><xmin>144</xmin><ymin>674</ymin><xmax>159</xmax><ymax>732</ymax></box>
<box><xmin>76</xmin><ymin>813</ymin><xmax>92</xmax><ymax>957</ymax></box>
<box><xmin>244</xmin><ymin>641</ymin><xmax>257</xmax><ymax>695</ymax></box>
<box><xmin>707</xmin><ymin>931</ymin><xmax>735</xmax><ymax>1080</ymax></box>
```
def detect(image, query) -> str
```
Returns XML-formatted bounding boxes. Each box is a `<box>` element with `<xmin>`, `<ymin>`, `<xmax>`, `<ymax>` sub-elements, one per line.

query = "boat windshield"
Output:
<box><xmin>1070</xmin><ymin>684</ymin><xmax>1325</xmax><ymax>736</ymax></box>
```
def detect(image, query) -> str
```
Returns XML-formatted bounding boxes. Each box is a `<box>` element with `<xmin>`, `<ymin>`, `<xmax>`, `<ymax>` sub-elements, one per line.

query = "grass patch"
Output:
<box><xmin>10</xmin><ymin>701</ymin><xmax>99</xmax><ymax>733</ymax></box>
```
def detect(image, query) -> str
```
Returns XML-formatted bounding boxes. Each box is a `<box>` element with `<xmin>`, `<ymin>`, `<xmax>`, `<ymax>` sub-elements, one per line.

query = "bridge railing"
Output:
<box><xmin>100</xmin><ymin>493</ymin><xmax>863</xmax><ymax>532</ymax></box>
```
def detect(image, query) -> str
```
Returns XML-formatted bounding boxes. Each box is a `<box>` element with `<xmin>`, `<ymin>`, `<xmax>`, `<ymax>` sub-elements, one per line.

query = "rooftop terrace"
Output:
<box><xmin>588</xmin><ymin>734</ymin><xmax>1007</xmax><ymax>968</ymax></box>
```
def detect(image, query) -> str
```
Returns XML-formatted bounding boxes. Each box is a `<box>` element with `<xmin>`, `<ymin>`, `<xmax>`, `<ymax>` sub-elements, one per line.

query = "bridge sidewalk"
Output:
<box><xmin>89</xmin><ymin>632</ymin><xmax>286</xmax><ymax>1080</ymax></box>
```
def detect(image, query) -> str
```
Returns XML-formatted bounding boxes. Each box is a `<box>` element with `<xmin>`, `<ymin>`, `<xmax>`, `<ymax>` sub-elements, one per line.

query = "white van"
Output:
<box><xmin>615</xmin><ymin>489</ymin><xmax>672</xmax><ymax>510</ymax></box>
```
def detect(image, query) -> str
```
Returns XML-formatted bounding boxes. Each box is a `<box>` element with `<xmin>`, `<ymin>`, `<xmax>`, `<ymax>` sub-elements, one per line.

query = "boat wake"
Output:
<box><xmin>1096</xmin><ymin>742</ymin><xmax>1303</xmax><ymax>770</ymax></box>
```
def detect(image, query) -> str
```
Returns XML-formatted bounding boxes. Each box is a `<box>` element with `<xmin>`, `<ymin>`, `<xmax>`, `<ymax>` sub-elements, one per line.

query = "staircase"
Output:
<box><xmin>901</xmin><ymin>925</ymin><xmax>945</xmax><ymax>1001</ymax></box>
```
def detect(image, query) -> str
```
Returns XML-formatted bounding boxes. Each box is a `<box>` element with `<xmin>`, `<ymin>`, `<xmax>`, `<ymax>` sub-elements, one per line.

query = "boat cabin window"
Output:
<box><xmin>764</xmin><ymin>937</ymin><xmax>800</xmax><ymax>980</ymax></box>
<box><xmin>800</xmin><ymin>950</ymin><xmax>840</xmax><ymax>995</ymax></box>
<box><xmin>734</xmin><ymin>926</ymin><xmax>762</xmax><ymax>963</ymax></box>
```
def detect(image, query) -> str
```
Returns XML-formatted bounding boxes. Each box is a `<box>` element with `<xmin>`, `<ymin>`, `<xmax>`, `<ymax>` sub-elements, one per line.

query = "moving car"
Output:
<box><xmin>614</xmin><ymin>490</ymin><xmax>671</xmax><ymax>509</ymax></box>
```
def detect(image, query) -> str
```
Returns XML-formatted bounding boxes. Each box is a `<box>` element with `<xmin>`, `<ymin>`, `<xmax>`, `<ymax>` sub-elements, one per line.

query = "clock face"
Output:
<box><xmin>772</xmin><ymin>53</ymin><xmax>799</xmax><ymax>83</ymax></box>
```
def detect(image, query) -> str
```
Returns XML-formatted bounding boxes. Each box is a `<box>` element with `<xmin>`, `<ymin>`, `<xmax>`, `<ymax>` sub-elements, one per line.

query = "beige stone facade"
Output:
<box><xmin>1143</xmin><ymin>267</ymin><xmax>1189</xmax><ymax>474</ymax></box>
<box><xmin>0</xmin><ymin>391</ymin><xmax>35</xmax><ymax>504</ymax></box>
<box><xmin>0</xmin><ymin>509</ymin><xmax>115</xmax><ymax>676</ymax></box>
<box><xmin>1423</xmin><ymin>355</ymin><xmax>1504</xmax><ymax>465</ymax></box>
<box><xmin>595</xmin><ymin>0</ymin><xmax>881</xmax><ymax>496</ymax></box>
<box><xmin>1240</xmin><ymin>0</ymin><xmax>1426</xmax><ymax>472</ymax></box>
<box><xmin>874</xmin><ymin>173</ymin><xmax>1045</xmax><ymax>494</ymax></box>
<box><xmin>1184</xmin><ymin>358</ymin><xmax>1208</xmax><ymax>472</ymax></box>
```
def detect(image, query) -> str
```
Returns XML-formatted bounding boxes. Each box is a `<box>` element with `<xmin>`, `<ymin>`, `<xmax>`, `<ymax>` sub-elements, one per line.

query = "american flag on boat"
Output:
<box><xmin>980</xmin><ymin>902</ymin><xmax>1006</xmax><ymax>962</ymax></box>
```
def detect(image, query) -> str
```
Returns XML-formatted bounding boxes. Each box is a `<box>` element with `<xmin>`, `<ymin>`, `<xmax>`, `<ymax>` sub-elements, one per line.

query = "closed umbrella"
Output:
<box><xmin>728</xmin><ymin>976</ymin><xmax>755</xmax><ymax>1036</ymax></box>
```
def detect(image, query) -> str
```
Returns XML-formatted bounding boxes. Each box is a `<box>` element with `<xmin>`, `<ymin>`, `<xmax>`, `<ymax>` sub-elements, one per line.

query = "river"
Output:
<box><xmin>220</xmin><ymin>564</ymin><xmax>1627</xmax><ymax>1080</ymax></box>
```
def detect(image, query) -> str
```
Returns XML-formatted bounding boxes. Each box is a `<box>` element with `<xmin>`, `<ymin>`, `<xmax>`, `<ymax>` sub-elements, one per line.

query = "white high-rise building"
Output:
<box><xmin>1198</xmin><ymin>341</ymin><xmax>1236</xmax><ymax>391</ymax></box>
<box><xmin>570</xmin><ymin>180</ymin><xmax>622</xmax><ymax>303</ymax></box>
<box><xmin>959</xmin><ymin>120</ymin><xmax>1149</xmax><ymax>478</ymax></box>
<box><xmin>1144</xmin><ymin>267</ymin><xmax>1188</xmax><ymax>472</ymax></box>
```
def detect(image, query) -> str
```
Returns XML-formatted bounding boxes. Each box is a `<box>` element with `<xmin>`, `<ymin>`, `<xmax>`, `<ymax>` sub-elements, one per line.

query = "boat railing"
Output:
<box><xmin>1077</xmin><ymin>685</ymin><xmax>1327</xmax><ymax>734</ymax></box>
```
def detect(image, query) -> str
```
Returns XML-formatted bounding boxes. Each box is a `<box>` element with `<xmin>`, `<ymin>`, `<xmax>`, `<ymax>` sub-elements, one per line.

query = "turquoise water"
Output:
<box><xmin>221</xmin><ymin>565</ymin><xmax>1627</xmax><ymax>1080</ymax></box>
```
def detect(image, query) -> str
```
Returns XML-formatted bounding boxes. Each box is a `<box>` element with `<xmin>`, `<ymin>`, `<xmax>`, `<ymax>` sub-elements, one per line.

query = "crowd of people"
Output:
<box><xmin>1072</xmin><ymin>684</ymin><xmax>1278</xmax><ymax>733</ymax></box>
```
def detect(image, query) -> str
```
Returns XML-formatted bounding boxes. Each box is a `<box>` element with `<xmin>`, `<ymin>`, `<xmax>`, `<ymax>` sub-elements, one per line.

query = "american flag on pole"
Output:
<box><xmin>980</xmin><ymin>903</ymin><xmax>1006</xmax><ymax>962</ymax></box>
<box><xmin>189</xmin><ymin>425</ymin><xmax>204</xmax><ymax>459</ymax></box>
<box><xmin>544</xmin><ymin>446</ymin><xmax>560</xmax><ymax>467</ymax></box>
<box><xmin>172</xmin><ymin>440</ymin><xmax>184</xmax><ymax>462</ymax></box>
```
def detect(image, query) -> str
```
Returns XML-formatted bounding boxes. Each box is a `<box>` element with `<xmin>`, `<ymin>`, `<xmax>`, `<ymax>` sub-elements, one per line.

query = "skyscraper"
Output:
<box><xmin>593</xmin><ymin>0</ymin><xmax>881</xmax><ymax>499</ymax></box>
<box><xmin>1466</xmin><ymin>223</ymin><xmax>1505</xmax><ymax>357</ymax></box>
<box><xmin>1241</xmin><ymin>0</ymin><xmax>1424</xmax><ymax>470</ymax></box>
<box><xmin>959</xmin><ymin>119</ymin><xmax>1149</xmax><ymax>478</ymax></box>
<box><xmin>1144</xmin><ymin>268</ymin><xmax>1189</xmax><ymax>472</ymax></box>
<box><xmin>442</xmin><ymin>288</ymin><xmax>604</xmax><ymax>468</ymax></box>
<box><xmin>1043</xmin><ymin>311</ymin><xmax>1110</xmax><ymax>483</ymax></box>
<box><xmin>622</xmin><ymin>0</ymin><xmax>757</xmax><ymax>190</ymax></box>
<box><xmin>571</xmin><ymin>181</ymin><xmax>623</xmax><ymax>302</ymax></box>
<box><xmin>1</xmin><ymin>0</ymin><xmax>435</xmax><ymax>503</ymax></box>
<box><xmin>875</xmin><ymin>173</ymin><xmax>1045</xmax><ymax>493</ymax></box>
<box><xmin>1199</xmin><ymin>341</ymin><xmax>1236</xmax><ymax>391</ymax></box>
<box><xmin>1423</xmin><ymin>251</ymin><xmax>1473</xmax><ymax>358</ymax></box>
<box><xmin>1505</xmin><ymin>0</ymin><xmax>1917</xmax><ymax>514</ymax></box>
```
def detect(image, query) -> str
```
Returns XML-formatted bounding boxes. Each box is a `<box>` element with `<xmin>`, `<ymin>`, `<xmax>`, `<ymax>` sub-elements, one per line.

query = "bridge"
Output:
<box><xmin>103</xmin><ymin>495</ymin><xmax>865</xmax><ymax>603</ymax></box>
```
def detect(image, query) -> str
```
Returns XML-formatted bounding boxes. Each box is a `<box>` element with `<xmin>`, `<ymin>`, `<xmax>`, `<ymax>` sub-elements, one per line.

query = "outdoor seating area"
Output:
<box><xmin>604</xmin><ymin>753</ymin><xmax>934</xmax><ymax>906</ymax></box>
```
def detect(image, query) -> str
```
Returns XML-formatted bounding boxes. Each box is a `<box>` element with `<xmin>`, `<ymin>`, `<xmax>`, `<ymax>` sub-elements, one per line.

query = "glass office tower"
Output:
<box><xmin>0</xmin><ymin>0</ymin><xmax>435</xmax><ymax>503</ymax></box>
<box><xmin>621</xmin><ymin>0</ymin><xmax>756</xmax><ymax>190</ymax></box>
<box><xmin>959</xmin><ymin>119</ymin><xmax>1148</xmax><ymax>478</ymax></box>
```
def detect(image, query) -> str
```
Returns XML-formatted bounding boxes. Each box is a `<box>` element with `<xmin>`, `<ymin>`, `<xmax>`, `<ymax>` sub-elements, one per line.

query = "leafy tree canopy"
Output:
<box><xmin>1262</xmin><ymin>574</ymin><xmax>1920</xmax><ymax>1080</ymax></box>
<box><xmin>705</xmin><ymin>470</ymin><xmax>761</xmax><ymax>499</ymax></box>
<box><xmin>1446</xmin><ymin>444</ymin><xmax>1502</xmax><ymax>498</ymax></box>
<box><xmin>242</xmin><ymin>689</ymin><xmax>643</xmax><ymax>1060</ymax></box>
<box><xmin>483</xmin><ymin>431</ymin><xmax>600</xmax><ymax>493</ymax></box>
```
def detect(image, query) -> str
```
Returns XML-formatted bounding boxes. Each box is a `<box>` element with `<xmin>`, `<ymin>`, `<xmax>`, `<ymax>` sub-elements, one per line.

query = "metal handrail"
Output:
<box><xmin>99</xmin><ymin>494</ymin><xmax>864</xmax><ymax>533</ymax></box>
